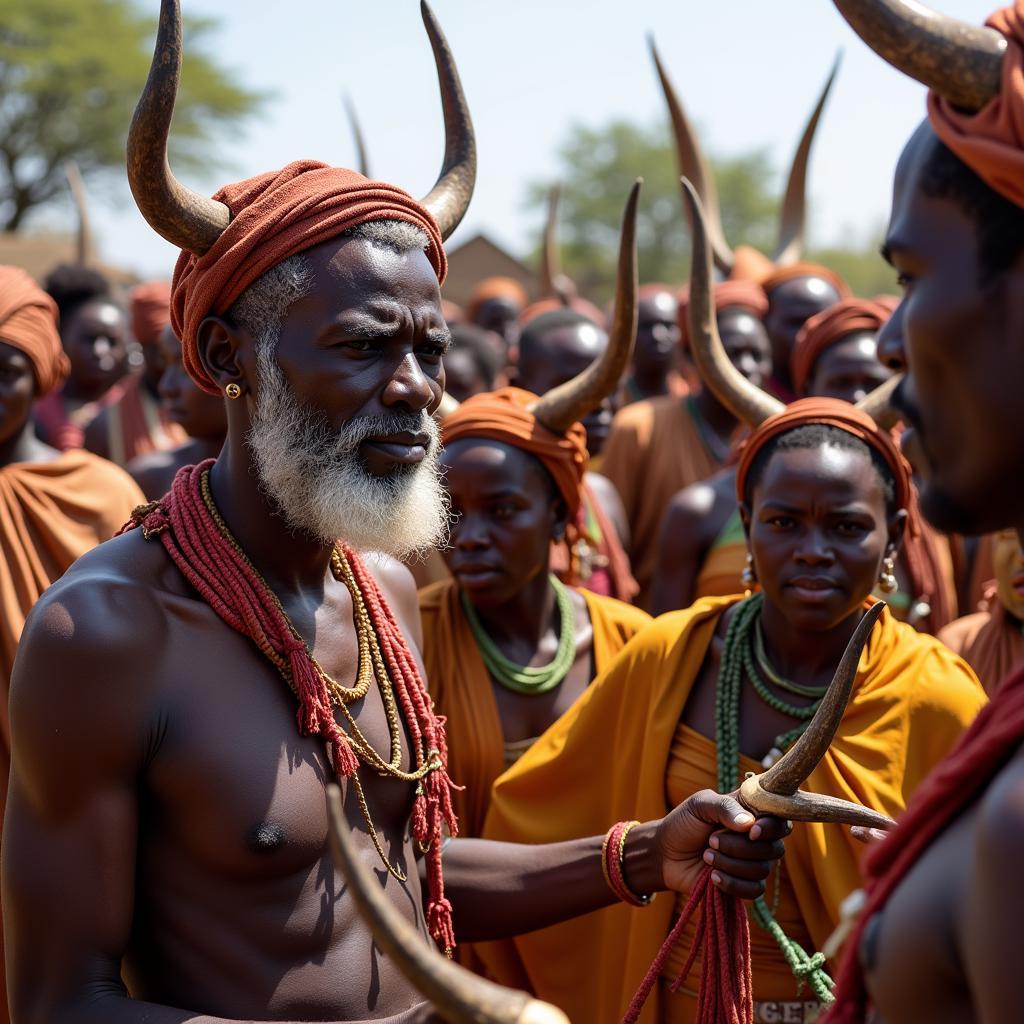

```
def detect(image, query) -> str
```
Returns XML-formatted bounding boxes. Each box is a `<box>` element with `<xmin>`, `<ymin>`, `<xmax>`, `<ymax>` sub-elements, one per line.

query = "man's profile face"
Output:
<box><xmin>881</xmin><ymin>122</ymin><xmax>1024</xmax><ymax>535</ymax></box>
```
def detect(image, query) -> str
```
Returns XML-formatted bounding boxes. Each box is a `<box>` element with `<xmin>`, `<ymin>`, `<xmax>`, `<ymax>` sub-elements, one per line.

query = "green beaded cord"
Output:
<box><xmin>461</xmin><ymin>574</ymin><xmax>577</xmax><ymax>694</ymax></box>
<box><xmin>715</xmin><ymin>592</ymin><xmax>836</xmax><ymax>1005</ymax></box>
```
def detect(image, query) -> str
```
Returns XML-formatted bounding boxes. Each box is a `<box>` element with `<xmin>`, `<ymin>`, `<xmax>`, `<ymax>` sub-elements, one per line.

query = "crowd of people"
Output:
<box><xmin>0</xmin><ymin>0</ymin><xmax>1022</xmax><ymax>1022</ymax></box>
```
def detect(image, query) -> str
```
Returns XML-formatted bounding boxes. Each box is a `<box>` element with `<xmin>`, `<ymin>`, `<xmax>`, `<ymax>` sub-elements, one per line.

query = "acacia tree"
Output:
<box><xmin>0</xmin><ymin>0</ymin><xmax>262</xmax><ymax>231</ymax></box>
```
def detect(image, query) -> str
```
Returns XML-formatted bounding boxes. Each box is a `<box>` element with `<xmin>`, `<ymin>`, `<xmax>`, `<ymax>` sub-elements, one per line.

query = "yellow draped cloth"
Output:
<box><xmin>418</xmin><ymin>579</ymin><xmax>651</xmax><ymax>838</ymax></box>
<box><xmin>482</xmin><ymin>596</ymin><xmax>986</xmax><ymax>1024</ymax></box>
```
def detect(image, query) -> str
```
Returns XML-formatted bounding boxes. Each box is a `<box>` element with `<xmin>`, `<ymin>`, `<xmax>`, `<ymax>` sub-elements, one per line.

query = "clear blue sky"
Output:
<box><xmin>60</xmin><ymin>0</ymin><xmax>994</xmax><ymax>279</ymax></box>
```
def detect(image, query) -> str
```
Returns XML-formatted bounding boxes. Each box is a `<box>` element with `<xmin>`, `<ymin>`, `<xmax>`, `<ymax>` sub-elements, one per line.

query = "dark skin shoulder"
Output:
<box><xmin>651</xmin><ymin>469</ymin><xmax>737</xmax><ymax>616</ymax></box>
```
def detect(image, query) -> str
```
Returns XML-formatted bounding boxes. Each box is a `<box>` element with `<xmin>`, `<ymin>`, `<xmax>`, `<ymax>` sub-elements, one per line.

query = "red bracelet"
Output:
<box><xmin>602</xmin><ymin>820</ymin><xmax>656</xmax><ymax>907</ymax></box>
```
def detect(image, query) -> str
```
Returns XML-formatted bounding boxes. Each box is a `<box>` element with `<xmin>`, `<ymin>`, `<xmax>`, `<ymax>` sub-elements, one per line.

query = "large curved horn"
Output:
<box><xmin>538</xmin><ymin>184</ymin><xmax>575</xmax><ymax>306</ymax></box>
<box><xmin>326</xmin><ymin>786</ymin><xmax>568</xmax><ymax>1024</ymax></box>
<box><xmin>127</xmin><ymin>0</ymin><xmax>231</xmax><ymax>254</ymax></box>
<box><xmin>419</xmin><ymin>1</ymin><xmax>476</xmax><ymax>241</ymax></box>
<box><xmin>831</xmin><ymin>0</ymin><xmax>1005</xmax><ymax>112</ymax></box>
<box><xmin>344</xmin><ymin>95</ymin><xmax>371</xmax><ymax>179</ymax></box>
<box><xmin>739</xmin><ymin>602</ymin><xmax>895</xmax><ymax>830</ymax></box>
<box><xmin>773</xmin><ymin>54</ymin><xmax>841</xmax><ymax>267</ymax></box>
<box><xmin>681</xmin><ymin>178</ymin><xmax>784</xmax><ymax>428</ymax></box>
<box><xmin>855</xmin><ymin>373</ymin><xmax>902</xmax><ymax>432</ymax></box>
<box><xmin>651</xmin><ymin>38</ymin><xmax>733</xmax><ymax>276</ymax></box>
<box><xmin>530</xmin><ymin>181</ymin><xmax>641</xmax><ymax>435</ymax></box>
<box><xmin>64</xmin><ymin>161</ymin><xmax>94</xmax><ymax>266</ymax></box>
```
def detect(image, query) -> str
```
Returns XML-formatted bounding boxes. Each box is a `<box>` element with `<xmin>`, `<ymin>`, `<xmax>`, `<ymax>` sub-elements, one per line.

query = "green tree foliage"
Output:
<box><xmin>0</xmin><ymin>0</ymin><xmax>263</xmax><ymax>231</ymax></box>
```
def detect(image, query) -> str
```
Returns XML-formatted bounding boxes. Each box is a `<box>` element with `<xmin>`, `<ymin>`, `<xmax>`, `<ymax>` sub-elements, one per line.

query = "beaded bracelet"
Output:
<box><xmin>602</xmin><ymin>820</ymin><xmax>656</xmax><ymax>907</ymax></box>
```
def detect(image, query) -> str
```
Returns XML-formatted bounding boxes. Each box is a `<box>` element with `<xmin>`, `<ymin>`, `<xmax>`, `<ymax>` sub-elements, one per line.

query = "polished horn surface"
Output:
<box><xmin>344</xmin><ymin>95</ymin><xmax>371</xmax><ymax>179</ymax></box>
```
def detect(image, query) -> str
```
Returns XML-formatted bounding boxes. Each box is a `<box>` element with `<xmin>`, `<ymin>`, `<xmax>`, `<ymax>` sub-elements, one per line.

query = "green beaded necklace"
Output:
<box><xmin>461</xmin><ymin>575</ymin><xmax>577</xmax><ymax>694</ymax></box>
<box><xmin>714</xmin><ymin>592</ymin><xmax>836</xmax><ymax>1005</ymax></box>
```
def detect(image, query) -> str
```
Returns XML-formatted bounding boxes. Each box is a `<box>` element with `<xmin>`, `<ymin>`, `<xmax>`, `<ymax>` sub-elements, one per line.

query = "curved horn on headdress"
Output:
<box><xmin>529</xmin><ymin>180</ymin><xmax>641</xmax><ymax>436</ymax></box>
<box><xmin>855</xmin><ymin>373</ymin><xmax>903</xmax><ymax>432</ymax></box>
<box><xmin>326</xmin><ymin>786</ymin><xmax>568</xmax><ymax>1024</ymax></box>
<box><xmin>739</xmin><ymin>601</ymin><xmax>895</xmax><ymax>830</ymax></box>
<box><xmin>681</xmin><ymin>178</ymin><xmax>784</xmax><ymax>428</ymax></box>
<box><xmin>64</xmin><ymin>161</ymin><xmax>94</xmax><ymax>266</ymax></box>
<box><xmin>538</xmin><ymin>184</ymin><xmax>575</xmax><ymax>307</ymax></box>
<box><xmin>773</xmin><ymin>54</ymin><xmax>841</xmax><ymax>267</ymax></box>
<box><xmin>651</xmin><ymin>38</ymin><xmax>734</xmax><ymax>276</ymax></box>
<box><xmin>419</xmin><ymin>0</ymin><xmax>477</xmax><ymax>241</ymax></box>
<box><xmin>344</xmin><ymin>95</ymin><xmax>371</xmax><ymax>179</ymax></box>
<box><xmin>831</xmin><ymin>0</ymin><xmax>1005</xmax><ymax>112</ymax></box>
<box><xmin>127</xmin><ymin>0</ymin><xmax>232</xmax><ymax>254</ymax></box>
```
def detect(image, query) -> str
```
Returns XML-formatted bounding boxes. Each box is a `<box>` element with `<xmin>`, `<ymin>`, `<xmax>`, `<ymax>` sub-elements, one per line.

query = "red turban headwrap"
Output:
<box><xmin>677</xmin><ymin>279</ymin><xmax>769</xmax><ymax>349</ymax></box>
<box><xmin>761</xmin><ymin>262</ymin><xmax>852</xmax><ymax>301</ymax></box>
<box><xmin>440</xmin><ymin>386</ymin><xmax>588</xmax><ymax>519</ymax></box>
<box><xmin>170</xmin><ymin>161</ymin><xmax>446</xmax><ymax>394</ymax></box>
<box><xmin>928</xmin><ymin>2</ymin><xmax>1024</xmax><ymax>209</ymax></box>
<box><xmin>790</xmin><ymin>298</ymin><xmax>892</xmax><ymax>395</ymax></box>
<box><xmin>465</xmin><ymin>277</ymin><xmax>529</xmax><ymax>324</ymax></box>
<box><xmin>131</xmin><ymin>280</ymin><xmax>172</xmax><ymax>346</ymax></box>
<box><xmin>735</xmin><ymin>397</ymin><xmax>913</xmax><ymax>511</ymax></box>
<box><xmin>728</xmin><ymin>244</ymin><xmax>777</xmax><ymax>285</ymax></box>
<box><xmin>518</xmin><ymin>296</ymin><xmax>607</xmax><ymax>330</ymax></box>
<box><xmin>0</xmin><ymin>265</ymin><xmax>69</xmax><ymax>396</ymax></box>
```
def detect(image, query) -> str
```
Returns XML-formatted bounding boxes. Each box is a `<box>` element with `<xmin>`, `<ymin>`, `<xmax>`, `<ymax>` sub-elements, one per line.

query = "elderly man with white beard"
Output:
<box><xmin>0</xmin><ymin>5</ymin><xmax>791</xmax><ymax>1024</ymax></box>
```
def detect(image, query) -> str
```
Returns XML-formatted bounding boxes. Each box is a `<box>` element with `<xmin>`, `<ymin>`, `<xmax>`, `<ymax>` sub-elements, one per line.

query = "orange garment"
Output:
<box><xmin>482</xmin><ymin>597</ymin><xmax>986</xmax><ymax>1024</ymax></box>
<box><xmin>761</xmin><ymin>263</ymin><xmax>852</xmax><ymax>300</ymax></box>
<box><xmin>693</xmin><ymin>508</ymin><xmax>747</xmax><ymax>600</ymax></box>
<box><xmin>97</xmin><ymin>374</ymin><xmax>187</xmax><ymax>467</ymax></box>
<box><xmin>465</xmin><ymin>277</ymin><xmax>528</xmax><ymax>324</ymax></box>
<box><xmin>602</xmin><ymin>397</ymin><xmax>739</xmax><ymax>609</ymax></box>
<box><xmin>0</xmin><ymin>265</ymin><xmax>69</xmax><ymax>395</ymax></box>
<box><xmin>130</xmin><ymin>280</ymin><xmax>172</xmax><ymax>345</ymax></box>
<box><xmin>790</xmin><ymin>298</ymin><xmax>892</xmax><ymax>395</ymax></box>
<box><xmin>928</xmin><ymin>1</ymin><xmax>1024</xmax><ymax>209</ymax></box>
<box><xmin>938</xmin><ymin>591</ymin><xmax>1024</xmax><ymax>696</ymax></box>
<box><xmin>619</xmin><ymin>370</ymin><xmax>691</xmax><ymax>407</ymax></box>
<box><xmin>418</xmin><ymin>578</ymin><xmax>650</xmax><ymax>837</ymax></box>
<box><xmin>170</xmin><ymin>161</ymin><xmax>446</xmax><ymax>393</ymax></box>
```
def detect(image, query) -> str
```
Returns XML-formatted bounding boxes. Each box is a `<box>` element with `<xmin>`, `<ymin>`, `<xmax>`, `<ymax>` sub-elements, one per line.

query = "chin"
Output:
<box><xmin>772</xmin><ymin>589</ymin><xmax>852</xmax><ymax>632</ymax></box>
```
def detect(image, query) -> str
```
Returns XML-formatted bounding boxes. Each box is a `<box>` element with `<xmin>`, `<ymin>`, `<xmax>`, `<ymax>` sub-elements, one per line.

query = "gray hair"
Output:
<box><xmin>228</xmin><ymin>219</ymin><xmax>431</xmax><ymax>352</ymax></box>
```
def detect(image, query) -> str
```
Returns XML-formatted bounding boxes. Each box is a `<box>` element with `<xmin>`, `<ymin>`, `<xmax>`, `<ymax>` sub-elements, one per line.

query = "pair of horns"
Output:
<box><xmin>833</xmin><ymin>0</ymin><xmax>1005</xmax><ymax>112</ymax></box>
<box><xmin>652</xmin><ymin>39</ymin><xmax>840</xmax><ymax>275</ymax></box>
<box><xmin>326</xmin><ymin>786</ymin><xmax>569</xmax><ymax>1024</ymax></box>
<box><xmin>128</xmin><ymin>0</ymin><xmax>475</xmax><ymax>255</ymax></box>
<box><xmin>538</xmin><ymin>184</ymin><xmax>577</xmax><ymax>307</ymax></box>
<box><xmin>681</xmin><ymin>178</ymin><xmax>901</xmax><ymax>429</ymax></box>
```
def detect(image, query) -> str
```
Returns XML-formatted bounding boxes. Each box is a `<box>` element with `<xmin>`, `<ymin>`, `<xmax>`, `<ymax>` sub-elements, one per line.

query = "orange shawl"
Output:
<box><xmin>482</xmin><ymin>597</ymin><xmax>985</xmax><ymax>1024</ymax></box>
<box><xmin>938</xmin><ymin>593</ymin><xmax>1024</xmax><ymax>696</ymax></box>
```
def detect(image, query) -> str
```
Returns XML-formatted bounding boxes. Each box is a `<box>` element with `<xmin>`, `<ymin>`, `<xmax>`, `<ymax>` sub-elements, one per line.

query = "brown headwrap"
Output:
<box><xmin>465</xmin><ymin>277</ymin><xmax>529</xmax><ymax>324</ymax></box>
<box><xmin>677</xmin><ymin>279</ymin><xmax>768</xmax><ymax>350</ymax></box>
<box><xmin>131</xmin><ymin>280</ymin><xmax>172</xmax><ymax>346</ymax></box>
<box><xmin>761</xmin><ymin>262</ymin><xmax>852</xmax><ymax>300</ymax></box>
<box><xmin>0</xmin><ymin>266</ymin><xmax>69</xmax><ymax>396</ymax></box>
<box><xmin>735</xmin><ymin>397</ymin><xmax>913</xmax><ymax>511</ymax></box>
<box><xmin>790</xmin><ymin>298</ymin><xmax>891</xmax><ymax>395</ymax></box>
<box><xmin>170</xmin><ymin>161</ymin><xmax>446</xmax><ymax>394</ymax></box>
<box><xmin>518</xmin><ymin>296</ymin><xmax>607</xmax><ymax>329</ymax></box>
<box><xmin>928</xmin><ymin>1</ymin><xmax>1024</xmax><ymax>209</ymax></box>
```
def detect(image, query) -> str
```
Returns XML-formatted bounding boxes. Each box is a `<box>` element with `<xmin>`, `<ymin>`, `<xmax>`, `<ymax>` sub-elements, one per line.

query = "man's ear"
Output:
<box><xmin>197</xmin><ymin>315</ymin><xmax>249</xmax><ymax>396</ymax></box>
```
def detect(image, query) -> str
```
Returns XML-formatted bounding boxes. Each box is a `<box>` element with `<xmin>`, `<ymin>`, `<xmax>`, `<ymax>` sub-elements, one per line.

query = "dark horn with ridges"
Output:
<box><xmin>126</xmin><ymin>0</ymin><xmax>231</xmax><ymax>254</ymax></box>
<box><xmin>419</xmin><ymin>1</ymin><xmax>476</xmax><ymax>241</ymax></box>
<box><xmin>344</xmin><ymin>94</ymin><xmax>371</xmax><ymax>179</ymax></box>
<box><xmin>773</xmin><ymin>54</ymin><xmax>841</xmax><ymax>267</ymax></box>
<box><xmin>831</xmin><ymin>0</ymin><xmax>1004</xmax><ymax>112</ymax></box>
<box><xmin>530</xmin><ymin>180</ymin><xmax>641</xmax><ymax>435</ymax></box>
<box><xmin>681</xmin><ymin>178</ymin><xmax>784</xmax><ymax>428</ymax></box>
<box><xmin>651</xmin><ymin>37</ymin><xmax>734</xmax><ymax>276</ymax></box>
<box><xmin>325</xmin><ymin>786</ymin><xmax>568</xmax><ymax>1024</ymax></box>
<box><xmin>739</xmin><ymin>602</ymin><xmax>896</xmax><ymax>829</ymax></box>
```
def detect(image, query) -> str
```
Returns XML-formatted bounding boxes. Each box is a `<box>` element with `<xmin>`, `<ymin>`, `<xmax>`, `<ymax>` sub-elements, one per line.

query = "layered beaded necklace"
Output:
<box><xmin>461</xmin><ymin>574</ymin><xmax>577</xmax><ymax>694</ymax></box>
<box><xmin>715</xmin><ymin>592</ymin><xmax>838</xmax><ymax>1005</ymax></box>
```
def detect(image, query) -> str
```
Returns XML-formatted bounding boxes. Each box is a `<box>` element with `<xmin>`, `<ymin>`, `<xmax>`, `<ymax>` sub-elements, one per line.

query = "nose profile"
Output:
<box><xmin>876</xmin><ymin>303</ymin><xmax>907</xmax><ymax>371</ymax></box>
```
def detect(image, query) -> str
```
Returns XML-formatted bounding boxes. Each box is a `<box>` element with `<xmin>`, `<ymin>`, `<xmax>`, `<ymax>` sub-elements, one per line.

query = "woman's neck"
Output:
<box><xmin>468</xmin><ymin>569</ymin><xmax>558</xmax><ymax>660</ymax></box>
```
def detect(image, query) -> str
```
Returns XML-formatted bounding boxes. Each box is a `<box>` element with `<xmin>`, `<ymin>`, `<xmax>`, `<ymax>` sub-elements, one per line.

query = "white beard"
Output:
<box><xmin>247</xmin><ymin>346</ymin><xmax>450</xmax><ymax>559</ymax></box>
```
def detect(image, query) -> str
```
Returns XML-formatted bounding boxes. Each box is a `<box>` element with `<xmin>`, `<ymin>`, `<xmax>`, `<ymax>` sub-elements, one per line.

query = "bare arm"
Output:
<box><xmin>649</xmin><ymin>481</ymin><xmax>720</xmax><ymax>616</ymax></box>
<box><xmin>439</xmin><ymin>791</ymin><xmax>789</xmax><ymax>943</ymax></box>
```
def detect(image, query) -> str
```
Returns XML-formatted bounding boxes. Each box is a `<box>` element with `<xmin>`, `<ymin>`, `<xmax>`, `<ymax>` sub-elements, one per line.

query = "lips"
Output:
<box><xmin>452</xmin><ymin>563</ymin><xmax>503</xmax><ymax>586</ymax></box>
<box><xmin>787</xmin><ymin>576</ymin><xmax>839</xmax><ymax>591</ymax></box>
<box><xmin>361</xmin><ymin>431</ymin><xmax>430</xmax><ymax>466</ymax></box>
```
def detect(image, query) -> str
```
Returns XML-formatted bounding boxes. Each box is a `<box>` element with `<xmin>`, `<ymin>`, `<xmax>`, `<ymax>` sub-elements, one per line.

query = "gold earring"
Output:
<box><xmin>741</xmin><ymin>551</ymin><xmax>757</xmax><ymax>588</ymax></box>
<box><xmin>225</xmin><ymin>383</ymin><xmax>242</xmax><ymax>400</ymax></box>
<box><xmin>879</xmin><ymin>556</ymin><xmax>898</xmax><ymax>593</ymax></box>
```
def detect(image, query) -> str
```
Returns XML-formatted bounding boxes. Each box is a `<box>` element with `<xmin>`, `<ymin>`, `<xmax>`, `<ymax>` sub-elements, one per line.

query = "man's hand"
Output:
<box><xmin>655</xmin><ymin>789</ymin><xmax>791</xmax><ymax>898</ymax></box>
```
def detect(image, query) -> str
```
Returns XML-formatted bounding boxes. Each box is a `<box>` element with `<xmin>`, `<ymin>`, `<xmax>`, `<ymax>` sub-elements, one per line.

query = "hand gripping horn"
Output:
<box><xmin>738</xmin><ymin>601</ymin><xmax>896</xmax><ymax>830</ymax></box>
<box><xmin>128</xmin><ymin>0</ymin><xmax>475</xmax><ymax>254</ymax></box>
<box><xmin>680</xmin><ymin>178</ymin><xmax>784</xmax><ymax>429</ymax></box>
<box><xmin>343</xmin><ymin>95</ymin><xmax>371</xmax><ymax>179</ymax></box>
<box><xmin>64</xmin><ymin>161</ymin><xmax>94</xmax><ymax>267</ymax></box>
<box><xmin>832</xmin><ymin>0</ymin><xmax>1005</xmax><ymax>113</ymax></box>
<box><xmin>326</xmin><ymin>785</ymin><xmax>569</xmax><ymax>1024</ymax></box>
<box><xmin>529</xmin><ymin>180</ymin><xmax>641</xmax><ymax>436</ymax></box>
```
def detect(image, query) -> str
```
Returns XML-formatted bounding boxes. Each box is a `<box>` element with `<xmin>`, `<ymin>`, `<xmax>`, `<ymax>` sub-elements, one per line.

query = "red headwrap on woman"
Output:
<box><xmin>0</xmin><ymin>265</ymin><xmax>69</xmax><ymax>396</ymax></box>
<box><xmin>928</xmin><ymin>1</ymin><xmax>1024</xmax><ymax>209</ymax></box>
<box><xmin>465</xmin><ymin>277</ymin><xmax>529</xmax><ymax>324</ymax></box>
<box><xmin>131</xmin><ymin>280</ymin><xmax>173</xmax><ymax>346</ymax></box>
<box><xmin>790</xmin><ymin>298</ymin><xmax>892</xmax><ymax>396</ymax></box>
<box><xmin>170</xmin><ymin>161</ymin><xmax>446</xmax><ymax>394</ymax></box>
<box><xmin>761</xmin><ymin>262</ymin><xmax>852</xmax><ymax>301</ymax></box>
